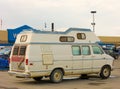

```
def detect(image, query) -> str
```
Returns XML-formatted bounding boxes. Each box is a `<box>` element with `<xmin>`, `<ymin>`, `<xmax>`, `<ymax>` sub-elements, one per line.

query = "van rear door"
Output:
<box><xmin>10</xmin><ymin>45</ymin><xmax>27</xmax><ymax>71</ymax></box>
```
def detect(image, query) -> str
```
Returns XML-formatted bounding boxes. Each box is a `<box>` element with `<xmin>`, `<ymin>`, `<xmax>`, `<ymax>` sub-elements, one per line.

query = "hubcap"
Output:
<box><xmin>103</xmin><ymin>68</ymin><xmax>109</xmax><ymax>77</ymax></box>
<box><xmin>54</xmin><ymin>72</ymin><xmax>61</xmax><ymax>81</ymax></box>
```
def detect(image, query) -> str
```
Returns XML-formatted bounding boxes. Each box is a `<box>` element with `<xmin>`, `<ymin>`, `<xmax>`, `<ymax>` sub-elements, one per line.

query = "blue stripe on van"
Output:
<box><xmin>29</xmin><ymin>42</ymin><xmax>98</xmax><ymax>45</ymax></box>
<box><xmin>33</xmin><ymin>28</ymin><xmax>91</xmax><ymax>34</ymax></box>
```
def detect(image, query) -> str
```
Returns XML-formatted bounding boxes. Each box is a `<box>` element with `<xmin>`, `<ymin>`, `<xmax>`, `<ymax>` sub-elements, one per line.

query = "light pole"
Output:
<box><xmin>91</xmin><ymin>11</ymin><xmax>96</xmax><ymax>32</ymax></box>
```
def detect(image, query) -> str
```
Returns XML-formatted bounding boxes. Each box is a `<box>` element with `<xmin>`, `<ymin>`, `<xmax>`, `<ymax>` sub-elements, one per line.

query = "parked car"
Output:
<box><xmin>103</xmin><ymin>47</ymin><xmax>119</xmax><ymax>59</ymax></box>
<box><xmin>0</xmin><ymin>58</ymin><xmax>9</xmax><ymax>69</ymax></box>
<box><xmin>0</xmin><ymin>47</ymin><xmax>11</xmax><ymax>70</ymax></box>
<box><xmin>0</xmin><ymin>47</ymin><xmax>11</xmax><ymax>59</ymax></box>
<box><xmin>98</xmin><ymin>42</ymin><xmax>119</xmax><ymax>59</ymax></box>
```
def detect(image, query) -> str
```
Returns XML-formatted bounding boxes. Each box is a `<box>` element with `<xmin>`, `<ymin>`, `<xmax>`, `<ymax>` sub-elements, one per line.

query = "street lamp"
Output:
<box><xmin>91</xmin><ymin>11</ymin><xmax>96</xmax><ymax>32</ymax></box>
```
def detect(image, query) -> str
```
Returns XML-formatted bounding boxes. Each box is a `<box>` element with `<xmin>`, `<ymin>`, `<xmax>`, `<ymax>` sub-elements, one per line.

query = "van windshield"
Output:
<box><xmin>13</xmin><ymin>46</ymin><xmax>26</xmax><ymax>56</ymax></box>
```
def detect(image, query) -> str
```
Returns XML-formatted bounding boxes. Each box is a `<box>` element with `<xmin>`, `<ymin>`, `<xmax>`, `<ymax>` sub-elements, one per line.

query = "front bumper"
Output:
<box><xmin>8</xmin><ymin>71</ymin><xmax>31</xmax><ymax>78</ymax></box>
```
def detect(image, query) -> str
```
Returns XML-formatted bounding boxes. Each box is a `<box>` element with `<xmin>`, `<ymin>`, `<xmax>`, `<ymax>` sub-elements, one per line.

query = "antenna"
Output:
<box><xmin>51</xmin><ymin>23</ymin><xmax>54</xmax><ymax>32</ymax></box>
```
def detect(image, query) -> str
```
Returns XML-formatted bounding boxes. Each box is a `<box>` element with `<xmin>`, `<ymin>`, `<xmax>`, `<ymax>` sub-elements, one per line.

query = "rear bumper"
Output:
<box><xmin>8</xmin><ymin>71</ymin><xmax>31</xmax><ymax>78</ymax></box>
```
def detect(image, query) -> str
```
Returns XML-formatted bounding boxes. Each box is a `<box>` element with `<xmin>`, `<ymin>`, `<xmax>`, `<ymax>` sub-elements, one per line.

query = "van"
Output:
<box><xmin>8</xmin><ymin>28</ymin><xmax>114</xmax><ymax>83</ymax></box>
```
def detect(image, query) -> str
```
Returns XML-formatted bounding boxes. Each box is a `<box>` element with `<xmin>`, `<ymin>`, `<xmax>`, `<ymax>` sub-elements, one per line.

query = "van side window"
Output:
<box><xmin>13</xmin><ymin>46</ymin><xmax>19</xmax><ymax>55</ymax></box>
<box><xmin>60</xmin><ymin>36</ymin><xmax>74</xmax><ymax>42</ymax></box>
<box><xmin>92</xmin><ymin>46</ymin><xmax>104</xmax><ymax>54</ymax></box>
<box><xmin>72</xmin><ymin>46</ymin><xmax>81</xmax><ymax>55</ymax></box>
<box><xmin>77</xmin><ymin>33</ymin><xmax>86</xmax><ymax>40</ymax></box>
<box><xmin>81</xmin><ymin>46</ymin><xmax>90</xmax><ymax>55</ymax></box>
<box><xmin>19</xmin><ymin>46</ymin><xmax>26</xmax><ymax>55</ymax></box>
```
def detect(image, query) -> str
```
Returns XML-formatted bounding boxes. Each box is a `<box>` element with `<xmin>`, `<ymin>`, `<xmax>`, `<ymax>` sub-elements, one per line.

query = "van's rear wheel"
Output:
<box><xmin>100</xmin><ymin>66</ymin><xmax>111</xmax><ymax>79</ymax></box>
<box><xmin>33</xmin><ymin>77</ymin><xmax>43</xmax><ymax>81</ymax></box>
<box><xmin>50</xmin><ymin>69</ymin><xmax>63</xmax><ymax>83</ymax></box>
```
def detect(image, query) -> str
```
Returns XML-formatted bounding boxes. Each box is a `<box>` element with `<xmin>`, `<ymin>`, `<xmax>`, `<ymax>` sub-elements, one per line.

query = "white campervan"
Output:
<box><xmin>8</xmin><ymin>28</ymin><xmax>114</xmax><ymax>83</ymax></box>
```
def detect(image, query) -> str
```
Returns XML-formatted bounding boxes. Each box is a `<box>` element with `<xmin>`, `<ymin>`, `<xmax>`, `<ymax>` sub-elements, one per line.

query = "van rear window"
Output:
<box><xmin>13</xmin><ymin>46</ymin><xmax>26</xmax><ymax>56</ymax></box>
<box><xmin>13</xmin><ymin>46</ymin><xmax>19</xmax><ymax>55</ymax></box>
<box><xmin>19</xmin><ymin>46</ymin><xmax>26</xmax><ymax>55</ymax></box>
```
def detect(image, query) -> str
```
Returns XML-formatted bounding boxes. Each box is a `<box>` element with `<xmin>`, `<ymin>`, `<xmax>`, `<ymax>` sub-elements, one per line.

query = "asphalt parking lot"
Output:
<box><xmin>0</xmin><ymin>59</ymin><xmax>120</xmax><ymax>89</ymax></box>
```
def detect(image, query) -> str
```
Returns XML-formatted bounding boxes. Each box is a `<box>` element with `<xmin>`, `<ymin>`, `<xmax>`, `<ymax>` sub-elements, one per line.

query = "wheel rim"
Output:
<box><xmin>103</xmin><ymin>68</ymin><xmax>110</xmax><ymax>77</ymax></box>
<box><xmin>54</xmin><ymin>71</ymin><xmax>62</xmax><ymax>81</ymax></box>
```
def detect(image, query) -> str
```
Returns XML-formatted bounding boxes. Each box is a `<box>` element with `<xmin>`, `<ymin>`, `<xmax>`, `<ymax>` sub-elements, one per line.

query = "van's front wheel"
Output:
<box><xmin>50</xmin><ymin>69</ymin><xmax>63</xmax><ymax>83</ymax></box>
<box><xmin>100</xmin><ymin>66</ymin><xmax>111</xmax><ymax>79</ymax></box>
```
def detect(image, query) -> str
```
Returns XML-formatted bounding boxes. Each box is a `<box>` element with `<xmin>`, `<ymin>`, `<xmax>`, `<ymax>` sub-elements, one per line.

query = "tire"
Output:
<box><xmin>50</xmin><ymin>69</ymin><xmax>63</xmax><ymax>83</ymax></box>
<box><xmin>100</xmin><ymin>66</ymin><xmax>111</xmax><ymax>79</ymax></box>
<box><xmin>33</xmin><ymin>77</ymin><xmax>43</xmax><ymax>81</ymax></box>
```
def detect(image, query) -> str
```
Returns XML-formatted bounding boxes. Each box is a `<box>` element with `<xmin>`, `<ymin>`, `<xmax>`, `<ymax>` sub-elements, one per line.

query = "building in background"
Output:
<box><xmin>0</xmin><ymin>25</ymin><xmax>120</xmax><ymax>47</ymax></box>
<box><xmin>99</xmin><ymin>36</ymin><xmax>120</xmax><ymax>47</ymax></box>
<box><xmin>0</xmin><ymin>30</ymin><xmax>8</xmax><ymax>44</ymax></box>
<box><xmin>0</xmin><ymin>25</ymin><xmax>34</xmax><ymax>46</ymax></box>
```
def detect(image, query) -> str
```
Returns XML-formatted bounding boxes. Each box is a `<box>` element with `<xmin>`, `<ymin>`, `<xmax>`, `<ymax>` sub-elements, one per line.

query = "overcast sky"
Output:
<box><xmin>0</xmin><ymin>0</ymin><xmax>120</xmax><ymax>36</ymax></box>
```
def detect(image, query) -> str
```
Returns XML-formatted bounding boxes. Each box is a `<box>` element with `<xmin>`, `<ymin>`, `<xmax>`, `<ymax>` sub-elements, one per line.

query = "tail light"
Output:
<box><xmin>26</xmin><ymin>59</ymin><xmax>28</xmax><ymax>65</ymax></box>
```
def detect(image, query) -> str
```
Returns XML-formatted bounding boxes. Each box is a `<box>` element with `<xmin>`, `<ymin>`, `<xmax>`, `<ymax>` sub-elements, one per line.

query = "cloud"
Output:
<box><xmin>0</xmin><ymin>0</ymin><xmax>120</xmax><ymax>36</ymax></box>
